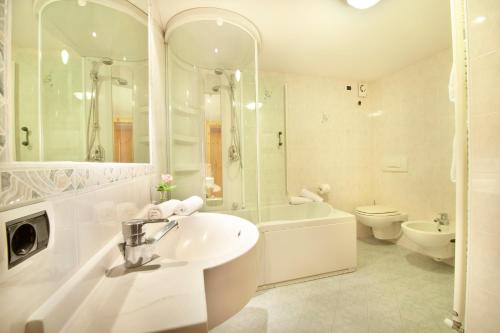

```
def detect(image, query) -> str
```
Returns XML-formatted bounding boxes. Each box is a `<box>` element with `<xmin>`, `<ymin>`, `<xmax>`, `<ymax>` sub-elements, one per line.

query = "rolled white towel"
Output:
<box><xmin>300</xmin><ymin>188</ymin><xmax>324</xmax><ymax>202</ymax></box>
<box><xmin>174</xmin><ymin>196</ymin><xmax>204</xmax><ymax>216</ymax></box>
<box><xmin>148</xmin><ymin>199</ymin><xmax>181</xmax><ymax>219</ymax></box>
<box><xmin>289</xmin><ymin>196</ymin><xmax>313</xmax><ymax>205</ymax></box>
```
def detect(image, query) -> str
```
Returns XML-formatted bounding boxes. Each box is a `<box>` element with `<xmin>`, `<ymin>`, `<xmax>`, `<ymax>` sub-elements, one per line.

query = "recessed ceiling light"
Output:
<box><xmin>91</xmin><ymin>32</ymin><xmax>97</xmax><ymax>38</ymax></box>
<box><xmin>78</xmin><ymin>0</ymin><xmax>87</xmax><ymax>6</ymax></box>
<box><xmin>216</xmin><ymin>18</ymin><xmax>224</xmax><ymax>27</ymax></box>
<box><xmin>346</xmin><ymin>0</ymin><xmax>381</xmax><ymax>9</ymax></box>
<box><xmin>472</xmin><ymin>16</ymin><xmax>486</xmax><ymax>24</ymax></box>
<box><xmin>214</xmin><ymin>48</ymin><xmax>219</xmax><ymax>54</ymax></box>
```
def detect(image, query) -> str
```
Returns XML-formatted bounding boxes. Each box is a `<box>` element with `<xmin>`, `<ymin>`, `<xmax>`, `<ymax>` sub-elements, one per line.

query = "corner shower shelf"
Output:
<box><xmin>173</xmin><ymin>135</ymin><xmax>199</xmax><ymax>144</ymax></box>
<box><xmin>172</xmin><ymin>104</ymin><xmax>201</xmax><ymax>117</ymax></box>
<box><xmin>173</xmin><ymin>164</ymin><xmax>199</xmax><ymax>173</ymax></box>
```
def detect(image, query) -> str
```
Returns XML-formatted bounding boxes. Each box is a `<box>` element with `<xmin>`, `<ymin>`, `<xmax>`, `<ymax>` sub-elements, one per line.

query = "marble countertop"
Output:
<box><xmin>62</xmin><ymin>257</ymin><xmax>208</xmax><ymax>333</ymax></box>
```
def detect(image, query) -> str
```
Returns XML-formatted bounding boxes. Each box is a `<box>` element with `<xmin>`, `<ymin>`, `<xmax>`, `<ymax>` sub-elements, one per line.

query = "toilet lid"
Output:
<box><xmin>355</xmin><ymin>205</ymin><xmax>399</xmax><ymax>215</ymax></box>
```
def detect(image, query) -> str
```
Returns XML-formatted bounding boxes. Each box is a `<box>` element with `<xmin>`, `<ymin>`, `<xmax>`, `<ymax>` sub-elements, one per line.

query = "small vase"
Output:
<box><xmin>159</xmin><ymin>191</ymin><xmax>168</xmax><ymax>202</ymax></box>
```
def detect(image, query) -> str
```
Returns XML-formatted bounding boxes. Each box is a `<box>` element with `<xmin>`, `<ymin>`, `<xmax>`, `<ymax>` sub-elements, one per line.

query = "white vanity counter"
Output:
<box><xmin>26</xmin><ymin>213</ymin><xmax>259</xmax><ymax>333</ymax></box>
<box><xmin>62</xmin><ymin>260</ymin><xmax>207</xmax><ymax>333</ymax></box>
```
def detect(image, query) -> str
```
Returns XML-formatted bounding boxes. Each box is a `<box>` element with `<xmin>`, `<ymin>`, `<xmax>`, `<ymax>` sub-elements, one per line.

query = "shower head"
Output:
<box><xmin>102</xmin><ymin>57</ymin><xmax>113</xmax><ymax>65</ymax></box>
<box><xmin>212</xmin><ymin>85</ymin><xmax>232</xmax><ymax>93</ymax></box>
<box><xmin>214</xmin><ymin>68</ymin><xmax>224</xmax><ymax>75</ymax></box>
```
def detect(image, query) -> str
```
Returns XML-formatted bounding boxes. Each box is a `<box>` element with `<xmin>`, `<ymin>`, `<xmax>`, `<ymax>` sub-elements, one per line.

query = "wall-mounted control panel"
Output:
<box><xmin>6</xmin><ymin>211</ymin><xmax>50</xmax><ymax>269</ymax></box>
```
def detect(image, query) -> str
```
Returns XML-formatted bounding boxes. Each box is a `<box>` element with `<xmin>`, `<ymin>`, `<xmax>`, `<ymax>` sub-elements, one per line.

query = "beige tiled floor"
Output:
<box><xmin>211</xmin><ymin>239</ymin><xmax>455</xmax><ymax>333</ymax></box>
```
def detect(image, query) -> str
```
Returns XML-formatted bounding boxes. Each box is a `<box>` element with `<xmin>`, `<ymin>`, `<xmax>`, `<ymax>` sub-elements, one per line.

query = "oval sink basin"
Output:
<box><xmin>402</xmin><ymin>220</ymin><xmax>455</xmax><ymax>260</ymax></box>
<box><xmin>155</xmin><ymin>212</ymin><xmax>258</xmax><ymax>263</ymax></box>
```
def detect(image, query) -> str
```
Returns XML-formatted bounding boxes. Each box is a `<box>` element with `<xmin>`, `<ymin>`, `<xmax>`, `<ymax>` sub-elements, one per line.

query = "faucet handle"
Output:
<box><xmin>122</xmin><ymin>218</ymin><xmax>170</xmax><ymax>246</ymax></box>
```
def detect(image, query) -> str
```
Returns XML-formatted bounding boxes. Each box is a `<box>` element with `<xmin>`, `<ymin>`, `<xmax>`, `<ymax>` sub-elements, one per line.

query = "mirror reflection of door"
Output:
<box><xmin>205</xmin><ymin>121</ymin><xmax>223</xmax><ymax>198</ymax></box>
<box><xmin>114</xmin><ymin>122</ymin><xmax>133</xmax><ymax>163</ymax></box>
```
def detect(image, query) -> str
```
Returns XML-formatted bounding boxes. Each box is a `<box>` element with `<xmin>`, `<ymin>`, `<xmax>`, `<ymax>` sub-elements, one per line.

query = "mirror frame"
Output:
<box><xmin>0</xmin><ymin>0</ymin><xmax>156</xmax><ymax>211</ymax></box>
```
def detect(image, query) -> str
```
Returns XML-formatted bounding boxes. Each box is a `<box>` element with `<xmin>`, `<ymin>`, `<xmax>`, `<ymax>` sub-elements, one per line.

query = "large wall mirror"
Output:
<box><xmin>11</xmin><ymin>0</ymin><xmax>149</xmax><ymax>163</ymax></box>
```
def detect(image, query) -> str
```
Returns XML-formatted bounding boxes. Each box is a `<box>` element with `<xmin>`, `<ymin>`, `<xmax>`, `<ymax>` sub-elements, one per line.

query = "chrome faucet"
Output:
<box><xmin>434</xmin><ymin>213</ymin><xmax>449</xmax><ymax>226</ymax></box>
<box><xmin>118</xmin><ymin>218</ymin><xmax>179</xmax><ymax>268</ymax></box>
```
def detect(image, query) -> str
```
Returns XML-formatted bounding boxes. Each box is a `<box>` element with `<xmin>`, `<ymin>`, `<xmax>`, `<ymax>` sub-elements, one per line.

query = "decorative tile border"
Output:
<box><xmin>0</xmin><ymin>164</ymin><xmax>154</xmax><ymax>208</ymax></box>
<box><xmin>0</xmin><ymin>0</ymin><xmax>8</xmax><ymax>162</ymax></box>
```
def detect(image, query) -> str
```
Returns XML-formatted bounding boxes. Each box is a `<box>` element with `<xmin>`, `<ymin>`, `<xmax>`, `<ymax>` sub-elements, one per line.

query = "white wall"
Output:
<box><xmin>282</xmin><ymin>72</ymin><xmax>374</xmax><ymax>220</ymax></box>
<box><xmin>465</xmin><ymin>1</ymin><xmax>500</xmax><ymax>331</ymax></box>
<box><xmin>261</xmin><ymin>49</ymin><xmax>455</xmax><ymax>238</ymax></box>
<box><xmin>370</xmin><ymin>49</ymin><xmax>456</xmax><ymax>223</ymax></box>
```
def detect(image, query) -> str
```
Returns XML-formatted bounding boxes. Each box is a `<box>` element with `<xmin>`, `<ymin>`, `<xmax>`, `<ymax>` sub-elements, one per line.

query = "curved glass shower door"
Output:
<box><xmin>166</xmin><ymin>12</ymin><xmax>260</xmax><ymax>222</ymax></box>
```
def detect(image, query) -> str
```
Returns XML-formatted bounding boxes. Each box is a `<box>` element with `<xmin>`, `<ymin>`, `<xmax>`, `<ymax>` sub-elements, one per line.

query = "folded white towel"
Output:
<box><xmin>148</xmin><ymin>199</ymin><xmax>181</xmax><ymax>219</ymax></box>
<box><xmin>174</xmin><ymin>196</ymin><xmax>204</xmax><ymax>216</ymax></box>
<box><xmin>289</xmin><ymin>196</ymin><xmax>313</xmax><ymax>205</ymax></box>
<box><xmin>300</xmin><ymin>188</ymin><xmax>324</xmax><ymax>202</ymax></box>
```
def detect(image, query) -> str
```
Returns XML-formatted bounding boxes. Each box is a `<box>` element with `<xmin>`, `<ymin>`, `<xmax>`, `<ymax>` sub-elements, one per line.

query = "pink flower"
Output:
<box><xmin>161</xmin><ymin>174</ymin><xmax>173</xmax><ymax>182</ymax></box>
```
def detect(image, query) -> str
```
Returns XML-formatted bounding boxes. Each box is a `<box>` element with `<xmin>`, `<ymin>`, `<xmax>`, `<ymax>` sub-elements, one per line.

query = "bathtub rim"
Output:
<box><xmin>258</xmin><ymin>203</ymin><xmax>356</xmax><ymax>233</ymax></box>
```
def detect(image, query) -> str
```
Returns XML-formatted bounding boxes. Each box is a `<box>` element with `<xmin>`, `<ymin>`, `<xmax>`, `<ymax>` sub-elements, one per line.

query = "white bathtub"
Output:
<box><xmin>258</xmin><ymin>202</ymin><xmax>357</xmax><ymax>286</ymax></box>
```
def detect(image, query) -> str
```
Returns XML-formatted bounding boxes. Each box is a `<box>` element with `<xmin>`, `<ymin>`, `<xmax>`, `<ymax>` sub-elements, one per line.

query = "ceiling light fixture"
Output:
<box><xmin>91</xmin><ymin>32</ymin><xmax>97</xmax><ymax>38</ymax></box>
<box><xmin>216</xmin><ymin>18</ymin><xmax>224</xmax><ymax>27</ymax></box>
<box><xmin>214</xmin><ymin>48</ymin><xmax>219</xmax><ymax>54</ymax></box>
<box><xmin>346</xmin><ymin>0</ymin><xmax>381</xmax><ymax>9</ymax></box>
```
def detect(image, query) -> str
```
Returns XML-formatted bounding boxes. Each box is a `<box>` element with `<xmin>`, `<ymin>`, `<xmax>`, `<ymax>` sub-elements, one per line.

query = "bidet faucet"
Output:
<box><xmin>433</xmin><ymin>213</ymin><xmax>449</xmax><ymax>226</ymax></box>
<box><xmin>118</xmin><ymin>218</ymin><xmax>179</xmax><ymax>268</ymax></box>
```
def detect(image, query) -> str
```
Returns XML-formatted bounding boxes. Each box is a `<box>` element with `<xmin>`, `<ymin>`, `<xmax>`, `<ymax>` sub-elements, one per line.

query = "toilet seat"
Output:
<box><xmin>355</xmin><ymin>205</ymin><xmax>400</xmax><ymax>216</ymax></box>
<box><xmin>354</xmin><ymin>205</ymin><xmax>407</xmax><ymax>240</ymax></box>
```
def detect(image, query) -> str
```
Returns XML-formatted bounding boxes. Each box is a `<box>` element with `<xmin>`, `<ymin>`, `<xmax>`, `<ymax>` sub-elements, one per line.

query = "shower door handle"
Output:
<box><xmin>278</xmin><ymin>131</ymin><xmax>283</xmax><ymax>148</ymax></box>
<box><xmin>21</xmin><ymin>126</ymin><xmax>31</xmax><ymax>148</ymax></box>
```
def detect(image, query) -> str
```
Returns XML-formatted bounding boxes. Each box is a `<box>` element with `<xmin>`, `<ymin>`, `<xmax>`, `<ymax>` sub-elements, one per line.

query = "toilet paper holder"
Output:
<box><xmin>318</xmin><ymin>184</ymin><xmax>331</xmax><ymax>195</ymax></box>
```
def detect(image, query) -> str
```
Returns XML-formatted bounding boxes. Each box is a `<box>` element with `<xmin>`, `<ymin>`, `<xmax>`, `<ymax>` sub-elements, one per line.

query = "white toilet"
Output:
<box><xmin>355</xmin><ymin>205</ymin><xmax>408</xmax><ymax>240</ymax></box>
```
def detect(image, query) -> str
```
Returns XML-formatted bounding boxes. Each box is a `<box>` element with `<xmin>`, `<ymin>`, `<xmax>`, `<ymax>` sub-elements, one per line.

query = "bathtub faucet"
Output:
<box><xmin>433</xmin><ymin>213</ymin><xmax>449</xmax><ymax>226</ymax></box>
<box><xmin>118</xmin><ymin>218</ymin><xmax>179</xmax><ymax>268</ymax></box>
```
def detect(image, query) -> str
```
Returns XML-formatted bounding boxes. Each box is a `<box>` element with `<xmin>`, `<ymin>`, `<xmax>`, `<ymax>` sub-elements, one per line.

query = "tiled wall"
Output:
<box><xmin>282</xmin><ymin>72</ymin><xmax>374</xmax><ymax>216</ymax></box>
<box><xmin>0</xmin><ymin>175</ymin><xmax>152</xmax><ymax>333</ymax></box>
<box><xmin>266</xmin><ymin>51</ymin><xmax>455</xmax><ymax>237</ymax></box>
<box><xmin>465</xmin><ymin>1</ymin><xmax>500</xmax><ymax>331</ymax></box>
<box><xmin>370</xmin><ymin>49</ymin><xmax>456</xmax><ymax>222</ymax></box>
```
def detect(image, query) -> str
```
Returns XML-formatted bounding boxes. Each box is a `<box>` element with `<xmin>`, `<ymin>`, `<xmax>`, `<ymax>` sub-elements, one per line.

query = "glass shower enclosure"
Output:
<box><xmin>166</xmin><ymin>9</ymin><xmax>260</xmax><ymax>222</ymax></box>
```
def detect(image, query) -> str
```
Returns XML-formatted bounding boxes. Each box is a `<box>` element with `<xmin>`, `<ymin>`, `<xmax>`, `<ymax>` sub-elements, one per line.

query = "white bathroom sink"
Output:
<box><xmin>155</xmin><ymin>213</ymin><xmax>257</xmax><ymax>264</ymax></box>
<box><xmin>402</xmin><ymin>220</ymin><xmax>455</xmax><ymax>259</ymax></box>
<box><xmin>151</xmin><ymin>212</ymin><xmax>260</xmax><ymax>329</ymax></box>
<box><xmin>27</xmin><ymin>213</ymin><xmax>260</xmax><ymax>333</ymax></box>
